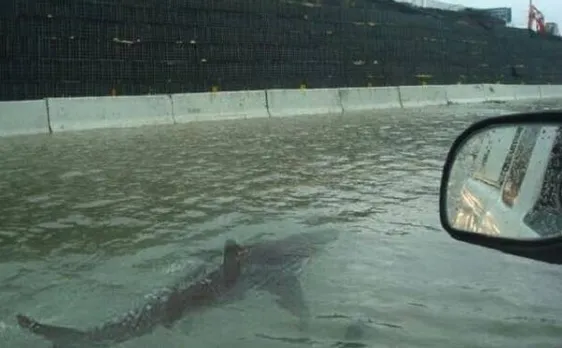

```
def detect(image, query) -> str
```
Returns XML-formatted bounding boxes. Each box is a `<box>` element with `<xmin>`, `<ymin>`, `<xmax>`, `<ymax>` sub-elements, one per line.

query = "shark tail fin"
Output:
<box><xmin>17</xmin><ymin>314</ymin><xmax>89</xmax><ymax>343</ymax></box>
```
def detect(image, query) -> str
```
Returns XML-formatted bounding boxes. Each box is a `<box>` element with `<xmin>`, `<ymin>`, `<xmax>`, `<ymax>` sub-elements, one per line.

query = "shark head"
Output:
<box><xmin>222</xmin><ymin>239</ymin><xmax>247</xmax><ymax>285</ymax></box>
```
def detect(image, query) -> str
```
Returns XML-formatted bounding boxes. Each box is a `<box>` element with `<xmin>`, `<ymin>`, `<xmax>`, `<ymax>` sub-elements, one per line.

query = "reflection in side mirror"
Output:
<box><xmin>443</xmin><ymin>118</ymin><xmax>562</xmax><ymax>241</ymax></box>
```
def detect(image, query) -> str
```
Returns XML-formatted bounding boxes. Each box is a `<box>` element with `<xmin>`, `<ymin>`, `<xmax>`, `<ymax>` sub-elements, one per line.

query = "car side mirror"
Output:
<box><xmin>439</xmin><ymin>111</ymin><xmax>562</xmax><ymax>265</ymax></box>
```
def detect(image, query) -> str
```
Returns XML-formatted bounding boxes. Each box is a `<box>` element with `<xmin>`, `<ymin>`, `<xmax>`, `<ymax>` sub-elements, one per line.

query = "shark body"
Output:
<box><xmin>16</xmin><ymin>230</ymin><xmax>338</xmax><ymax>347</ymax></box>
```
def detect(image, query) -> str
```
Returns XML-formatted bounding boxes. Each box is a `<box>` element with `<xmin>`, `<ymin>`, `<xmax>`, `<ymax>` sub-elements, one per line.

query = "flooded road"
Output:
<box><xmin>1</xmin><ymin>100</ymin><xmax>562</xmax><ymax>348</ymax></box>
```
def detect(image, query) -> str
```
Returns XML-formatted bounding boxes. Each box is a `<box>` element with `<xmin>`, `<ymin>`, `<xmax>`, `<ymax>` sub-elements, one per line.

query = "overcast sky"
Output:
<box><xmin>443</xmin><ymin>0</ymin><xmax>560</xmax><ymax>28</ymax></box>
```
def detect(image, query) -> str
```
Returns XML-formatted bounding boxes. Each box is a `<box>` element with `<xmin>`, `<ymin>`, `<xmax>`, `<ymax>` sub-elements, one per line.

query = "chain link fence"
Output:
<box><xmin>1</xmin><ymin>0</ymin><xmax>561</xmax><ymax>100</ymax></box>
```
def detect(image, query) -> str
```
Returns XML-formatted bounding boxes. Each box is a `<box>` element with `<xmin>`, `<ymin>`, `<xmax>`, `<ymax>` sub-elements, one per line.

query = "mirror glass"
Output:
<box><xmin>445</xmin><ymin>122</ymin><xmax>562</xmax><ymax>240</ymax></box>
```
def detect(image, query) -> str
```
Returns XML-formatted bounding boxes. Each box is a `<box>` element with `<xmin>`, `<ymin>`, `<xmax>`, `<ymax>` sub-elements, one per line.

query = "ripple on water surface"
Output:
<box><xmin>1</xmin><ymin>102</ymin><xmax>562</xmax><ymax>347</ymax></box>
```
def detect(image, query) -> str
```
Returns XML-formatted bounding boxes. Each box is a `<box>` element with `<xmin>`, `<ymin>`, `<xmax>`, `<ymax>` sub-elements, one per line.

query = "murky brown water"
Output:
<box><xmin>1</xmin><ymin>100</ymin><xmax>561</xmax><ymax>348</ymax></box>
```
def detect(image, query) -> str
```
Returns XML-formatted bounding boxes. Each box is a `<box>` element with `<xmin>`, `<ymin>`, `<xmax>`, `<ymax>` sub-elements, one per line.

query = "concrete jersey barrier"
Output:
<box><xmin>266</xmin><ymin>89</ymin><xmax>343</xmax><ymax>117</ymax></box>
<box><xmin>445</xmin><ymin>84</ymin><xmax>487</xmax><ymax>104</ymax></box>
<box><xmin>47</xmin><ymin>95</ymin><xmax>174</xmax><ymax>132</ymax></box>
<box><xmin>0</xmin><ymin>100</ymin><xmax>50</xmax><ymax>137</ymax></box>
<box><xmin>398</xmin><ymin>85</ymin><xmax>448</xmax><ymax>107</ymax></box>
<box><xmin>483</xmin><ymin>84</ymin><xmax>516</xmax><ymax>102</ymax></box>
<box><xmin>513</xmin><ymin>85</ymin><xmax>541</xmax><ymax>100</ymax></box>
<box><xmin>540</xmin><ymin>85</ymin><xmax>562</xmax><ymax>99</ymax></box>
<box><xmin>339</xmin><ymin>87</ymin><xmax>401</xmax><ymax>113</ymax></box>
<box><xmin>172</xmin><ymin>90</ymin><xmax>268</xmax><ymax>123</ymax></box>
<box><xmin>1</xmin><ymin>84</ymin><xmax>562</xmax><ymax>138</ymax></box>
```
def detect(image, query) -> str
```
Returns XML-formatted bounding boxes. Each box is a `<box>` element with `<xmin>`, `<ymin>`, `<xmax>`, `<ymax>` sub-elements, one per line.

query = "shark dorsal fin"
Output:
<box><xmin>223</xmin><ymin>239</ymin><xmax>244</xmax><ymax>285</ymax></box>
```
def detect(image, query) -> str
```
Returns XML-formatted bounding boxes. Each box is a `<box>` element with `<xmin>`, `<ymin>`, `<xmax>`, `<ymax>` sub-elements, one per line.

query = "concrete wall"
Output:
<box><xmin>266</xmin><ymin>89</ymin><xmax>343</xmax><ymax>117</ymax></box>
<box><xmin>513</xmin><ymin>85</ymin><xmax>542</xmax><ymax>100</ymax></box>
<box><xmin>0</xmin><ymin>100</ymin><xmax>50</xmax><ymax>137</ymax></box>
<box><xmin>172</xmin><ymin>90</ymin><xmax>268</xmax><ymax>123</ymax></box>
<box><xmin>540</xmin><ymin>85</ymin><xmax>562</xmax><ymax>99</ymax></box>
<box><xmin>47</xmin><ymin>95</ymin><xmax>174</xmax><ymax>132</ymax></box>
<box><xmin>339</xmin><ymin>87</ymin><xmax>401</xmax><ymax>112</ymax></box>
<box><xmin>399</xmin><ymin>85</ymin><xmax>449</xmax><ymax>107</ymax></box>
<box><xmin>483</xmin><ymin>84</ymin><xmax>516</xmax><ymax>102</ymax></box>
<box><xmin>445</xmin><ymin>84</ymin><xmax>488</xmax><ymax>104</ymax></box>
<box><xmin>1</xmin><ymin>84</ymin><xmax>561</xmax><ymax>137</ymax></box>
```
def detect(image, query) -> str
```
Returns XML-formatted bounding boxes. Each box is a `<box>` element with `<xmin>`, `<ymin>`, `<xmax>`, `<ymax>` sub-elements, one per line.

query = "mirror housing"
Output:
<box><xmin>439</xmin><ymin>110</ymin><xmax>562</xmax><ymax>265</ymax></box>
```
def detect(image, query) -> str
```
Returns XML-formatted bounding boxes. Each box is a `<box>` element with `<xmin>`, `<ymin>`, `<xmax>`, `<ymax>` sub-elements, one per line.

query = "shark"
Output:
<box><xmin>16</xmin><ymin>229</ymin><xmax>338</xmax><ymax>347</ymax></box>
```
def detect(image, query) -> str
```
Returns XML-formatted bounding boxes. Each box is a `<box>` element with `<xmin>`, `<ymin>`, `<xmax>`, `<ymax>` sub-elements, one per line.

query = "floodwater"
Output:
<box><xmin>1</xmin><ymin>100</ymin><xmax>561</xmax><ymax>348</ymax></box>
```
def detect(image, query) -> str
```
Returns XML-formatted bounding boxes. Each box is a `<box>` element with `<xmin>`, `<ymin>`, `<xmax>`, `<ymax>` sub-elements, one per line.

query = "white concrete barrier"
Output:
<box><xmin>398</xmin><ymin>85</ymin><xmax>448</xmax><ymax>108</ymax></box>
<box><xmin>172</xmin><ymin>90</ymin><xmax>268</xmax><ymax>123</ymax></box>
<box><xmin>445</xmin><ymin>84</ymin><xmax>487</xmax><ymax>104</ymax></box>
<box><xmin>47</xmin><ymin>95</ymin><xmax>174</xmax><ymax>132</ymax></box>
<box><xmin>2</xmin><ymin>84</ymin><xmax>562</xmax><ymax>138</ymax></box>
<box><xmin>483</xmin><ymin>84</ymin><xmax>516</xmax><ymax>102</ymax></box>
<box><xmin>0</xmin><ymin>100</ymin><xmax>50</xmax><ymax>137</ymax></box>
<box><xmin>339</xmin><ymin>87</ymin><xmax>401</xmax><ymax>113</ymax></box>
<box><xmin>540</xmin><ymin>85</ymin><xmax>562</xmax><ymax>99</ymax></box>
<box><xmin>513</xmin><ymin>85</ymin><xmax>542</xmax><ymax>100</ymax></box>
<box><xmin>266</xmin><ymin>89</ymin><xmax>343</xmax><ymax>117</ymax></box>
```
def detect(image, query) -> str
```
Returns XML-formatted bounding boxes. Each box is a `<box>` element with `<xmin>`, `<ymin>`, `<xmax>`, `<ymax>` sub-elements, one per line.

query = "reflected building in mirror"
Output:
<box><xmin>446</xmin><ymin>123</ymin><xmax>562</xmax><ymax>240</ymax></box>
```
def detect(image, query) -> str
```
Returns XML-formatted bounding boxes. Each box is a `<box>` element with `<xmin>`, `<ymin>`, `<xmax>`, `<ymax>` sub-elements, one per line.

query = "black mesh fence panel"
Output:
<box><xmin>1</xmin><ymin>0</ymin><xmax>562</xmax><ymax>100</ymax></box>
